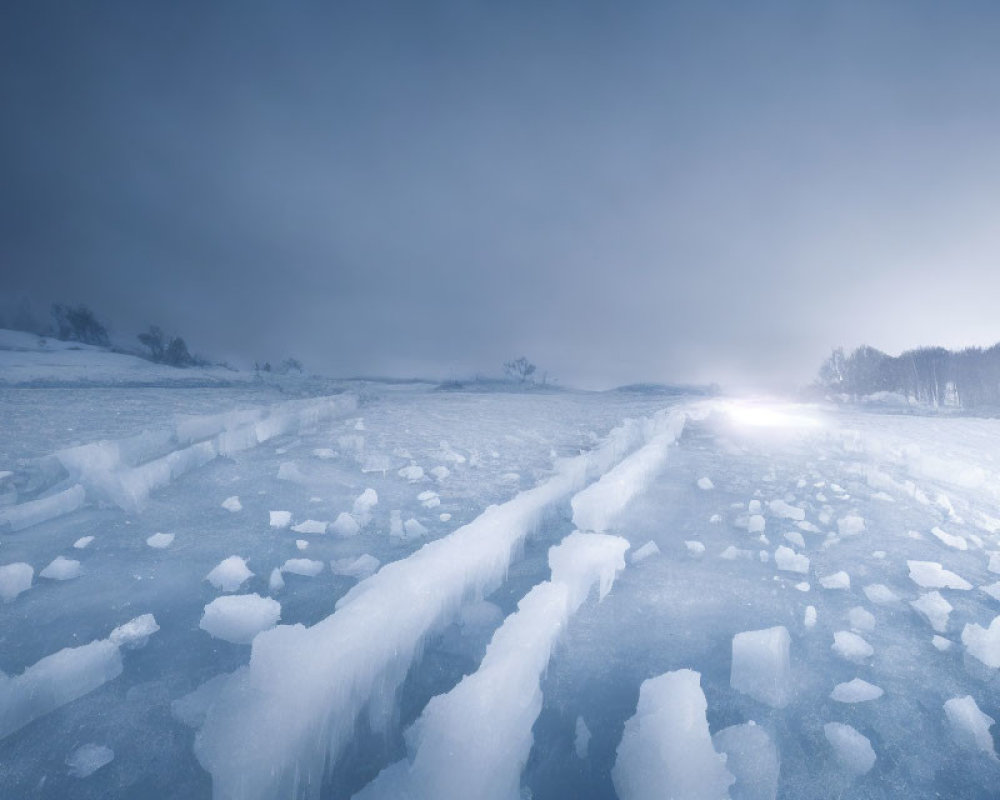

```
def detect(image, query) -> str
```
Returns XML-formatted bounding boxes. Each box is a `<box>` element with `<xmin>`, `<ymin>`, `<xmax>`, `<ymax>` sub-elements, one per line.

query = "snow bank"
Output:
<box><xmin>200</xmin><ymin>595</ymin><xmax>281</xmax><ymax>644</ymax></box>
<box><xmin>357</xmin><ymin>532</ymin><xmax>628</xmax><ymax>800</ymax></box>
<box><xmin>731</xmin><ymin>626</ymin><xmax>792</xmax><ymax>708</ymax></box>
<box><xmin>571</xmin><ymin>409</ymin><xmax>688</xmax><ymax>532</ymax></box>
<box><xmin>612</xmin><ymin>669</ymin><xmax>734</xmax><ymax>800</ymax></box>
<box><xmin>0</xmin><ymin>615</ymin><xmax>157</xmax><ymax>740</ymax></box>
<box><xmin>193</xmin><ymin>407</ymin><xmax>679</xmax><ymax>800</ymax></box>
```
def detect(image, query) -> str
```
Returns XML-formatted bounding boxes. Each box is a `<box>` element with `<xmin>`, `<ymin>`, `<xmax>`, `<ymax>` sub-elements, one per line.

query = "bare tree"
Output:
<box><xmin>504</xmin><ymin>356</ymin><xmax>537</xmax><ymax>384</ymax></box>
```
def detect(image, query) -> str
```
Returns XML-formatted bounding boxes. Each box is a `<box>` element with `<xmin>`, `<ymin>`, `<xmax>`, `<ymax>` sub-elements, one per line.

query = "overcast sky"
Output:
<box><xmin>2</xmin><ymin>1</ymin><xmax>999</xmax><ymax>390</ymax></box>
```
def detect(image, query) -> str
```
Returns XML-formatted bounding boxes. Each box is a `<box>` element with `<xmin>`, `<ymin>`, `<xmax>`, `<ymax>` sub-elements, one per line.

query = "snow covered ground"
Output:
<box><xmin>3</xmin><ymin>375</ymin><xmax>1000</xmax><ymax>798</ymax></box>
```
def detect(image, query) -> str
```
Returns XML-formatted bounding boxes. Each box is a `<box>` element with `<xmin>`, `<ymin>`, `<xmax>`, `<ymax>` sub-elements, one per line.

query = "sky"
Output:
<box><xmin>2</xmin><ymin>1</ymin><xmax>999</xmax><ymax>391</ymax></box>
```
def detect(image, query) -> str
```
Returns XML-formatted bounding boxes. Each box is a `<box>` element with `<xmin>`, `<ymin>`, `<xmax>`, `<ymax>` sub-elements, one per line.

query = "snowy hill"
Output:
<box><xmin>0</xmin><ymin>329</ymin><xmax>246</xmax><ymax>386</ymax></box>
<box><xmin>2</xmin><ymin>385</ymin><xmax>1000</xmax><ymax>798</ymax></box>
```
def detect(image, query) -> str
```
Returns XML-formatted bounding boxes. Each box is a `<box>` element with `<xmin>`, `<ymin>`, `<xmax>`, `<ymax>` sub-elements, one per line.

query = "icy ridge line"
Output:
<box><xmin>355</xmin><ymin>532</ymin><xmax>629</xmax><ymax>800</ymax></box>
<box><xmin>192</xmin><ymin>405</ymin><xmax>692</xmax><ymax>800</ymax></box>
<box><xmin>0</xmin><ymin>394</ymin><xmax>358</xmax><ymax>530</ymax></box>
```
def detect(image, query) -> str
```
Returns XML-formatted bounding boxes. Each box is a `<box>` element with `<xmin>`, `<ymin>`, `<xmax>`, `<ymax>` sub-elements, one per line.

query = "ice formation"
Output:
<box><xmin>730</xmin><ymin>626</ymin><xmax>792</xmax><ymax>708</ymax></box>
<box><xmin>200</xmin><ymin>594</ymin><xmax>282</xmax><ymax>644</ymax></box>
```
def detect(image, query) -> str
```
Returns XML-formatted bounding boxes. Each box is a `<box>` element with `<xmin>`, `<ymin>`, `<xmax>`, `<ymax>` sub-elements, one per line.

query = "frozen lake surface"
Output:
<box><xmin>3</xmin><ymin>383</ymin><xmax>1000</xmax><ymax>798</ymax></box>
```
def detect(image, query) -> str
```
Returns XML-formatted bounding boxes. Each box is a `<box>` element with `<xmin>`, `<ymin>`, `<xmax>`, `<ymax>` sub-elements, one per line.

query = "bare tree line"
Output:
<box><xmin>817</xmin><ymin>343</ymin><xmax>1000</xmax><ymax>407</ymax></box>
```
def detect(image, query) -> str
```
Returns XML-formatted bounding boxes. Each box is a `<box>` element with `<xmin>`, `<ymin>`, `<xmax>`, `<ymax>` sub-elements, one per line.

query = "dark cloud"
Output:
<box><xmin>3</xmin><ymin>1</ymin><xmax>1000</xmax><ymax>389</ymax></box>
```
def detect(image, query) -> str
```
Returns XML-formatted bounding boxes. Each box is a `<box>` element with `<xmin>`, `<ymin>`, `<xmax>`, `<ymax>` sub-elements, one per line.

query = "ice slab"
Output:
<box><xmin>200</xmin><ymin>594</ymin><xmax>281</xmax><ymax>644</ymax></box>
<box><xmin>824</xmin><ymin>722</ymin><xmax>876</xmax><ymax>776</ymax></box>
<box><xmin>731</xmin><ymin>626</ymin><xmax>792</xmax><ymax>708</ymax></box>
<box><xmin>205</xmin><ymin>556</ymin><xmax>253</xmax><ymax>592</ymax></box>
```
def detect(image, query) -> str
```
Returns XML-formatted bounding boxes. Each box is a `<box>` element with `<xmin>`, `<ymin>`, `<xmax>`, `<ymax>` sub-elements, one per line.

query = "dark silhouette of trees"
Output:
<box><xmin>50</xmin><ymin>304</ymin><xmax>110</xmax><ymax>347</ymax></box>
<box><xmin>137</xmin><ymin>326</ymin><xmax>166</xmax><ymax>361</ymax></box>
<box><xmin>817</xmin><ymin>342</ymin><xmax>1000</xmax><ymax>407</ymax></box>
<box><xmin>137</xmin><ymin>325</ymin><xmax>195</xmax><ymax>367</ymax></box>
<box><xmin>504</xmin><ymin>356</ymin><xmax>537</xmax><ymax>384</ymax></box>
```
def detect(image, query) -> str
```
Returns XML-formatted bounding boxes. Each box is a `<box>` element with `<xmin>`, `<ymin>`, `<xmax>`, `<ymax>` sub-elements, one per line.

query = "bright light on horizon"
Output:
<box><xmin>718</xmin><ymin>400</ymin><xmax>824</xmax><ymax>430</ymax></box>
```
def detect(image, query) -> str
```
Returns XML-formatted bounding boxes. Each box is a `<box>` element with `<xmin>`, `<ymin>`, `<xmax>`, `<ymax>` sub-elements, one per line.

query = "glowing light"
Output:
<box><xmin>719</xmin><ymin>400</ymin><xmax>823</xmax><ymax>429</ymax></box>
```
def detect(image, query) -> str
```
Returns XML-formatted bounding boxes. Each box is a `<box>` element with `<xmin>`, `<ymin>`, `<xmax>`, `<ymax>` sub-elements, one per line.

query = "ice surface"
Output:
<box><xmin>630</xmin><ymin>540</ymin><xmax>660</xmax><ymax>564</ymax></box>
<box><xmin>575</xmin><ymin>716</ymin><xmax>591</xmax><ymax>760</ymax></box>
<box><xmin>331</xmin><ymin>512</ymin><xmax>361</xmax><ymax>537</ymax></box>
<box><xmin>0</xmin><ymin>562</ymin><xmax>33</xmax><ymax>601</ymax></box>
<box><xmin>769</xmin><ymin>499</ymin><xmax>805</xmax><ymax>520</ymax></box>
<box><xmin>712</xmin><ymin>721</ymin><xmax>779</xmax><ymax>800</ymax></box>
<box><xmin>837</xmin><ymin>515</ymin><xmax>866</xmax><ymax>537</ymax></box>
<box><xmin>944</xmin><ymin>696</ymin><xmax>997</xmax><ymax>758</ymax></box>
<box><xmin>697</xmin><ymin>476</ymin><xmax>714</xmax><ymax>490</ymax></box>
<box><xmin>280</xmin><ymin>558</ymin><xmax>324</xmax><ymax>577</ymax></box>
<box><xmin>774</xmin><ymin>546</ymin><xmax>809</xmax><ymax>574</ymax></box>
<box><xmin>205</xmin><ymin>556</ymin><xmax>253</xmax><ymax>592</ymax></box>
<box><xmin>907</xmin><ymin>560</ymin><xmax>972</xmax><ymax>590</ymax></box>
<box><xmin>820</xmin><ymin>571</ymin><xmax>850</xmax><ymax>590</ymax></box>
<box><xmin>221</xmin><ymin>495</ymin><xmax>242</xmax><ymax>512</ymax></box>
<box><xmin>832</xmin><ymin>631</ymin><xmax>874</xmax><ymax>663</ymax></box>
<box><xmin>911</xmin><ymin>591</ymin><xmax>952</xmax><ymax>633</ymax></box>
<box><xmin>66</xmin><ymin>743</ymin><xmax>114</xmax><ymax>778</ymax></box>
<box><xmin>146</xmin><ymin>532</ymin><xmax>174</xmax><ymax>548</ymax></box>
<box><xmin>612</xmin><ymin>669</ymin><xmax>734</xmax><ymax>800</ymax></box>
<box><xmin>824</xmin><ymin>723</ymin><xmax>876</xmax><ymax>776</ymax></box>
<box><xmin>200</xmin><ymin>594</ymin><xmax>282</xmax><ymax>644</ymax></box>
<box><xmin>269</xmin><ymin>510</ymin><xmax>292</xmax><ymax>529</ymax></box>
<box><xmin>731</xmin><ymin>626</ymin><xmax>792</xmax><ymax>708</ymax></box>
<box><xmin>40</xmin><ymin>556</ymin><xmax>82</xmax><ymax>581</ymax></box>
<box><xmin>830</xmin><ymin>678</ymin><xmax>883</xmax><ymax>703</ymax></box>
<box><xmin>962</xmin><ymin>616</ymin><xmax>1000</xmax><ymax>668</ymax></box>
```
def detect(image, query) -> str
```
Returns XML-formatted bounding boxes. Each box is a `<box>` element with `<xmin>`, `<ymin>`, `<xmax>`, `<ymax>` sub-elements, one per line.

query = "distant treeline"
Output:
<box><xmin>816</xmin><ymin>344</ymin><xmax>1000</xmax><ymax>407</ymax></box>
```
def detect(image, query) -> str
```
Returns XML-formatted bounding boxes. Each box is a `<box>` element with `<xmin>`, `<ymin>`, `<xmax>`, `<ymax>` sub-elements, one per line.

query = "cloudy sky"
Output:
<box><xmin>2</xmin><ymin>1</ymin><xmax>999</xmax><ymax>390</ymax></box>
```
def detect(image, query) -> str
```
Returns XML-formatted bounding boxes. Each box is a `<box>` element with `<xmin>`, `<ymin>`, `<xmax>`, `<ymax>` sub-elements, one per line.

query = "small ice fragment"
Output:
<box><xmin>404</xmin><ymin>518</ymin><xmax>428</xmax><ymax>538</ymax></box>
<box><xmin>221</xmin><ymin>496</ymin><xmax>242</xmax><ymax>513</ymax></box>
<box><xmin>312</xmin><ymin>448</ymin><xmax>336</xmax><ymax>459</ymax></box>
<box><xmin>398</xmin><ymin>464</ymin><xmax>425</xmax><ymax>482</ymax></box>
<box><xmin>269</xmin><ymin>511</ymin><xmax>292</xmax><ymax>529</ymax></box>
<box><xmin>330</xmin><ymin>512</ymin><xmax>361</xmax><ymax>537</ymax></box>
<box><xmin>40</xmin><ymin>556</ymin><xmax>81</xmax><ymax>581</ymax></box>
<box><xmin>804</xmin><ymin>605</ymin><xmax>817</xmax><ymax>627</ymax></box>
<box><xmin>430</xmin><ymin>466</ymin><xmax>450</xmax><ymax>481</ymax></box>
<box><xmin>66</xmin><ymin>743</ymin><xmax>114</xmax><ymax>778</ymax></box>
<box><xmin>268</xmin><ymin>568</ymin><xmax>285</xmax><ymax>593</ymax></box>
<box><xmin>389</xmin><ymin>510</ymin><xmax>404</xmax><ymax>538</ymax></box>
<box><xmin>631</xmin><ymin>541</ymin><xmax>661</xmax><ymax>564</ymax></box>
<box><xmin>907</xmin><ymin>561</ymin><xmax>972</xmax><ymax>590</ymax></box>
<box><xmin>683</xmin><ymin>540</ymin><xmax>705</xmax><ymax>557</ymax></box>
<box><xmin>848</xmin><ymin>606</ymin><xmax>876</xmax><ymax>632</ymax></box>
<box><xmin>200</xmin><ymin>594</ymin><xmax>281</xmax><ymax>644</ymax></box>
<box><xmin>797</xmin><ymin>521</ymin><xmax>820</xmax><ymax>533</ymax></box>
<box><xmin>864</xmin><ymin>584</ymin><xmax>900</xmax><ymax>604</ymax></box>
<box><xmin>721</xmin><ymin>546</ymin><xmax>753</xmax><ymax>560</ymax></box>
<box><xmin>709</xmin><ymin>514</ymin><xmax>722</xmax><ymax>524</ymax></box>
<box><xmin>769</xmin><ymin>499</ymin><xmax>805</xmax><ymax>521</ymax></box>
<box><xmin>206</xmin><ymin>556</ymin><xmax>253</xmax><ymax>592</ymax></box>
<box><xmin>796</xmin><ymin>582</ymin><xmax>811</xmax><ymax>592</ymax></box>
<box><xmin>872</xmin><ymin>550</ymin><xmax>886</xmax><ymax>559</ymax></box>
<box><xmin>911</xmin><ymin>591</ymin><xmax>952</xmax><ymax>633</ymax></box>
<box><xmin>748</xmin><ymin>515</ymin><xmax>766</xmax><ymax>533</ymax></box>
<box><xmin>730</xmin><ymin>626</ymin><xmax>791</xmax><ymax>708</ymax></box>
<box><xmin>109</xmin><ymin>614</ymin><xmax>159</xmax><ymax>649</ymax></box>
<box><xmin>73</xmin><ymin>536</ymin><xmax>94</xmax><ymax>549</ymax></box>
<box><xmin>291</xmin><ymin>519</ymin><xmax>328</xmax><ymax>535</ymax></box>
<box><xmin>824</xmin><ymin>723</ymin><xmax>876</xmax><ymax>776</ymax></box>
<box><xmin>295</xmin><ymin>540</ymin><xmax>308</xmax><ymax>551</ymax></box>
<box><xmin>932</xmin><ymin>635</ymin><xmax>952</xmax><ymax>651</ymax></box>
<box><xmin>697</xmin><ymin>476</ymin><xmax>714</xmax><ymax>490</ymax></box>
<box><xmin>712</xmin><ymin>722</ymin><xmax>779</xmax><ymax>800</ymax></box>
<box><xmin>820</xmin><ymin>571</ymin><xmax>850</xmax><ymax>590</ymax></box>
<box><xmin>931</xmin><ymin>526</ymin><xmax>967</xmax><ymax>551</ymax></box>
<box><xmin>837</xmin><ymin>515</ymin><xmax>866</xmax><ymax>536</ymax></box>
<box><xmin>330</xmin><ymin>554</ymin><xmax>380</xmax><ymax>580</ymax></box>
<box><xmin>748</xmin><ymin>500</ymin><xmax>762</xmax><ymax>514</ymax></box>
<box><xmin>944</xmin><ymin>696</ymin><xmax>997</xmax><ymax>758</ymax></box>
<box><xmin>0</xmin><ymin>562</ymin><xmax>34</xmax><ymax>601</ymax></box>
<box><xmin>962</xmin><ymin>616</ymin><xmax>1000</xmax><ymax>668</ymax></box>
<box><xmin>832</xmin><ymin>631</ymin><xmax>873</xmax><ymax>663</ymax></box>
<box><xmin>831</xmin><ymin>678</ymin><xmax>883</xmax><ymax>703</ymax></box>
<box><xmin>146</xmin><ymin>532</ymin><xmax>174</xmax><ymax>549</ymax></box>
<box><xmin>439</xmin><ymin>513</ymin><xmax>452</xmax><ymax>522</ymax></box>
<box><xmin>784</xmin><ymin>531</ymin><xmax>805</xmax><ymax>549</ymax></box>
<box><xmin>280</xmin><ymin>558</ymin><xmax>324</xmax><ymax>577</ymax></box>
<box><xmin>774</xmin><ymin>546</ymin><xmax>809</xmax><ymax>574</ymax></box>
